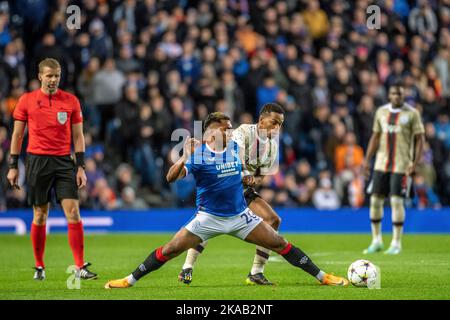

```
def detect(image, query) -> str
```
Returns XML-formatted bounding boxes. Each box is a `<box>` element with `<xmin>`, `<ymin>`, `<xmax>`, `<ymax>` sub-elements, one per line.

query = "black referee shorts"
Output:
<box><xmin>367</xmin><ymin>170</ymin><xmax>413</xmax><ymax>198</ymax></box>
<box><xmin>25</xmin><ymin>153</ymin><xmax>79</xmax><ymax>206</ymax></box>
<box><xmin>244</xmin><ymin>187</ymin><xmax>262</xmax><ymax>206</ymax></box>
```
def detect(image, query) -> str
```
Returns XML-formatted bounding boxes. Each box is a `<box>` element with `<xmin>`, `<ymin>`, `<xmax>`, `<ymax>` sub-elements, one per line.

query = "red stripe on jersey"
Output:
<box><xmin>391</xmin><ymin>113</ymin><xmax>401</xmax><ymax>172</ymax></box>
<box><xmin>384</xmin><ymin>112</ymin><xmax>392</xmax><ymax>171</ymax></box>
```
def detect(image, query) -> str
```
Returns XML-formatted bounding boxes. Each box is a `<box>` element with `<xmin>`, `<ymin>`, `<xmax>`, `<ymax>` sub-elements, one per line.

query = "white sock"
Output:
<box><xmin>370</xmin><ymin>195</ymin><xmax>384</xmax><ymax>245</ymax></box>
<box><xmin>251</xmin><ymin>246</ymin><xmax>271</xmax><ymax>275</ymax></box>
<box><xmin>182</xmin><ymin>241</ymin><xmax>208</xmax><ymax>269</ymax></box>
<box><xmin>316</xmin><ymin>270</ymin><xmax>325</xmax><ymax>282</ymax></box>
<box><xmin>126</xmin><ymin>274</ymin><xmax>136</xmax><ymax>285</ymax></box>
<box><xmin>391</xmin><ymin>196</ymin><xmax>405</xmax><ymax>248</ymax></box>
<box><xmin>391</xmin><ymin>226</ymin><xmax>403</xmax><ymax>248</ymax></box>
<box><xmin>371</xmin><ymin>225</ymin><xmax>383</xmax><ymax>244</ymax></box>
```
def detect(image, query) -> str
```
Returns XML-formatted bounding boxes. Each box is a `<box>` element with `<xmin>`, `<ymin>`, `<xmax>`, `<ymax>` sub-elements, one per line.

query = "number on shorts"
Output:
<box><xmin>240</xmin><ymin>211</ymin><xmax>257</xmax><ymax>224</ymax></box>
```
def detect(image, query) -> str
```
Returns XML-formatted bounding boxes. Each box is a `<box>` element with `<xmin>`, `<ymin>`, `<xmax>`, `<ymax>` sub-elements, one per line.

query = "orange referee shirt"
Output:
<box><xmin>13</xmin><ymin>89</ymin><xmax>83</xmax><ymax>156</ymax></box>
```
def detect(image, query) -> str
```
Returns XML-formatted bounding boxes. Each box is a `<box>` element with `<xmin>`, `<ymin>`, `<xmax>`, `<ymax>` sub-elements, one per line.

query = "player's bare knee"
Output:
<box><xmin>370</xmin><ymin>194</ymin><xmax>384</xmax><ymax>220</ymax></box>
<box><xmin>65</xmin><ymin>206</ymin><xmax>81</xmax><ymax>223</ymax></box>
<box><xmin>270</xmin><ymin>215</ymin><xmax>281</xmax><ymax>230</ymax></box>
<box><xmin>163</xmin><ymin>241</ymin><xmax>184</xmax><ymax>257</ymax></box>
<box><xmin>267</xmin><ymin>234</ymin><xmax>287</xmax><ymax>252</ymax></box>
<box><xmin>33</xmin><ymin>206</ymin><xmax>49</xmax><ymax>225</ymax></box>
<box><xmin>370</xmin><ymin>195</ymin><xmax>384</xmax><ymax>209</ymax></box>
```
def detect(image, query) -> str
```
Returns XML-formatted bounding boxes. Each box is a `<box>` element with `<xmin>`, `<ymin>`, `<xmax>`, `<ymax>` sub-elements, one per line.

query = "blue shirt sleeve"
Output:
<box><xmin>184</xmin><ymin>154</ymin><xmax>200</xmax><ymax>177</ymax></box>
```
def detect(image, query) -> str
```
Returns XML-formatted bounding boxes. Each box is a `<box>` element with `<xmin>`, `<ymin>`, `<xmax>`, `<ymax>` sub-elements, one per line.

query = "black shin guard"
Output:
<box><xmin>281</xmin><ymin>244</ymin><xmax>321</xmax><ymax>277</ymax></box>
<box><xmin>131</xmin><ymin>249</ymin><xmax>166</xmax><ymax>281</ymax></box>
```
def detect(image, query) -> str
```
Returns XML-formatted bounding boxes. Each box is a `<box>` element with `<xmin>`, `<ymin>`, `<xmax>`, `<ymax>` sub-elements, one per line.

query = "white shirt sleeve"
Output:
<box><xmin>232</xmin><ymin>125</ymin><xmax>246</xmax><ymax>149</ymax></box>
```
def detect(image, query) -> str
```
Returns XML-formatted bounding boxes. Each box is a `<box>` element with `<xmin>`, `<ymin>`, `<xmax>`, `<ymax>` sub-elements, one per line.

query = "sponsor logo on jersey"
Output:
<box><xmin>386</xmin><ymin>124</ymin><xmax>401</xmax><ymax>133</ymax></box>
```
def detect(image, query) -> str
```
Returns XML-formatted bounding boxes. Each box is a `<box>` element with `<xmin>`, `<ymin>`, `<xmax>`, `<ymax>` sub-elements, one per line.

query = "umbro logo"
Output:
<box><xmin>299</xmin><ymin>256</ymin><xmax>308</xmax><ymax>265</ymax></box>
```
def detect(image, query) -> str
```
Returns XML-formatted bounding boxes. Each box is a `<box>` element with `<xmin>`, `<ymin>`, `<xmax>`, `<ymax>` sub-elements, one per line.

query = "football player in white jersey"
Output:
<box><xmin>178</xmin><ymin>103</ymin><xmax>285</xmax><ymax>285</ymax></box>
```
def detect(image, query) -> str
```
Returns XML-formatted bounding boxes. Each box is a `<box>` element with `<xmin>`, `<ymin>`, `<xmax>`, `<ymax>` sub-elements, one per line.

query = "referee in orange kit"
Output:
<box><xmin>6</xmin><ymin>58</ymin><xmax>97</xmax><ymax>281</ymax></box>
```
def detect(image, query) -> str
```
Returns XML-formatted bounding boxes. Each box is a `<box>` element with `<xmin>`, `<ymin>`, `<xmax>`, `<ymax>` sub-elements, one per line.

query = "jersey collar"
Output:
<box><xmin>388</xmin><ymin>103</ymin><xmax>404</xmax><ymax>113</ymax></box>
<box><xmin>205</xmin><ymin>142</ymin><xmax>227</xmax><ymax>154</ymax></box>
<box><xmin>37</xmin><ymin>88</ymin><xmax>60</xmax><ymax>99</ymax></box>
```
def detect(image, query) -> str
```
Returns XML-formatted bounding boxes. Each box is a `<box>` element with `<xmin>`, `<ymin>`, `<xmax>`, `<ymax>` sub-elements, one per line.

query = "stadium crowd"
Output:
<box><xmin>0</xmin><ymin>0</ymin><xmax>449</xmax><ymax>211</ymax></box>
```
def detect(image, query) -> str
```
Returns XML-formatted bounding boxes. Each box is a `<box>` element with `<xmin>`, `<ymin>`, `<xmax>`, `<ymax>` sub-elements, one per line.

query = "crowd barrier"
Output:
<box><xmin>1</xmin><ymin>207</ymin><xmax>449</xmax><ymax>235</ymax></box>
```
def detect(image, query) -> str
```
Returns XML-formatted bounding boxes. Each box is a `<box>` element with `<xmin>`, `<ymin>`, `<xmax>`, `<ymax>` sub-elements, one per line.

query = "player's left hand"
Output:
<box><xmin>406</xmin><ymin>164</ymin><xmax>416</xmax><ymax>176</ymax></box>
<box><xmin>242</xmin><ymin>175</ymin><xmax>256</xmax><ymax>187</ymax></box>
<box><xmin>76</xmin><ymin>167</ymin><xmax>87</xmax><ymax>189</ymax></box>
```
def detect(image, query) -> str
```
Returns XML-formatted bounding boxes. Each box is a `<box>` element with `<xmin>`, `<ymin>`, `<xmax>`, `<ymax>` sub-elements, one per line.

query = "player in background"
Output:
<box><xmin>178</xmin><ymin>103</ymin><xmax>284</xmax><ymax>286</ymax></box>
<box><xmin>6</xmin><ymin>58</ymin><xmax>97</xmax><ymax>280</ymax></box>
<box><xmin>363</xmin><ymin>82</ymin><xmax>425</xmax><ymax>255</ymax></box>
<box><xmin>105</xmin><ymin>112</ymin><xmax>349</xmax><ymax>289</ymax></box>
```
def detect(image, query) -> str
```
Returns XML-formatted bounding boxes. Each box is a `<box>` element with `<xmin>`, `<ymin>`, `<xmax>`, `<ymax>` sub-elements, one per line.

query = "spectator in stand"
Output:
<box><xmin>256</xmin><ymin>74</ymin><xmax>280</xmax><ymax>116</ymax></box>
<box><xmin>413</xmin><ymin>173</ymin><xmax>441</xmax><ymax>210</ymax></box>
<box><xmin>91</xmin><ymin>58</ymin><xmax>126</xmax><ymax>140</ymax></box>
<box><xmin>116</xmin><ymin>186</ymin><xmax>148</xmax><ymax>210</ymax></box>
<box><xmin>408</xmin><ymin>0</ymin><xmax>438</xmax><ymax>37</ymax></box>
<box><xmin>133</xmin><ymin>103</ymin><xmax>158</xmax><ymax>190</ymax></box>
<box><xmin>313</xmin><ymin>178</ymin><xmax>340</xmax><ymax>210</ymax></box>
<box><xmin>334</xmin><ymin>131</ymin><xmax>364</xmax><ymax>202</ymax></box>
<box><xmin>435</xmin><ymin>112</ymin><xmax>450</xmax><ymax>150</ymax></box>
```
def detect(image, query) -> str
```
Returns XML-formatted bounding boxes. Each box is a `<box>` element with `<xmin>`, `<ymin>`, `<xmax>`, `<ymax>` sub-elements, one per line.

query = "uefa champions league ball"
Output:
<box><xmin>347</xmin><ymin>259</ymin><xmax>378</xmax><ymax>287</ymax></box>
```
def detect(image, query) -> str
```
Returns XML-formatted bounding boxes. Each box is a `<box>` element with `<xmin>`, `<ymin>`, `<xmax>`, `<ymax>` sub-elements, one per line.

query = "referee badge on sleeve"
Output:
<box><xmin>57</xmin><ymin>111</ymin><xmax>68</xmax><ymax>124</ymax></box>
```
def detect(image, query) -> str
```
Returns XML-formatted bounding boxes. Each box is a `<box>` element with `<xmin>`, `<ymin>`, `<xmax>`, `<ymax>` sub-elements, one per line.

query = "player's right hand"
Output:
<box><xmin>183</xmin><ymin>138</ymin><xmax>200</xmax><ymax>159</ymax></box>
<box><xmin>362</xmin><ymin>160</ymin><xmax>371</xmax><ymax>180</ymax></box>
<box><xmin>7</xmin><ymin>168</ymin><xmax>19</xmax><ymax>189</ymax></box>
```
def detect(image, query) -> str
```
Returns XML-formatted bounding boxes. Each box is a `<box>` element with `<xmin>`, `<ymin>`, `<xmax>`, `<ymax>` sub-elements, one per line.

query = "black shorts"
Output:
<box><xmin>25</xmin><ymin>153</ymin><xmax>79</xmax><ymax>206</ymax></box>
<box><xmin>367</xmin><ymin>170</ymin><xmax>413</xmax><ymax>198</ymax></box>
<box><xmin>244</xmin><ymin>187</ymin><xmax>262</xmax><ymax>206</ymax></box>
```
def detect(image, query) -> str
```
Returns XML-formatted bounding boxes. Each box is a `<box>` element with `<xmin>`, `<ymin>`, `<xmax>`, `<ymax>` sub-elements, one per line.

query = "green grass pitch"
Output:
<box><xmin>1</xmin><ymin>233</ymin><xmax>449</xmax><ymax>300</ymax></box>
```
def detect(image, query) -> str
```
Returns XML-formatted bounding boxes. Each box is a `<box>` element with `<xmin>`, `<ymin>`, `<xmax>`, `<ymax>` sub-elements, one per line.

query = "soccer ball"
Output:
<box><xmin>347</xmin><ymin>259</ymin><xmax>378</xmax><ymax>287</ymax></box>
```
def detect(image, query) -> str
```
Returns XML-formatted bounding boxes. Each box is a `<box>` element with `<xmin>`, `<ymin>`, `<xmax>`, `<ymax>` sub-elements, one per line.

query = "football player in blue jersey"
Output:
<box><xmin>179</xmin><ymin>103</ymin><xmax>285</xmax><ymax>286</ymax></box>
<box><xmin>105</xmin><ymin>112</ymin><xmax>348</xmax><ymax>289</ymax></box>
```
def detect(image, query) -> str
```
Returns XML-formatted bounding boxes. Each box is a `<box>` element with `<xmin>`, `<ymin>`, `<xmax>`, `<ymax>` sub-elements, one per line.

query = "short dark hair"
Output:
<box><xmin>260</xmin><ymin>103</ymin><xmax>285</xmax><ymax>117</ymax></box>
<box><xmin>390</xmin><ymin>81</ymin><xmax>404</xmax><ymax>90</ymax></box>
<box><xmin>203</xmin><ymin>112</ymin><xmax>230</xmax><ymax>131</ymax></box>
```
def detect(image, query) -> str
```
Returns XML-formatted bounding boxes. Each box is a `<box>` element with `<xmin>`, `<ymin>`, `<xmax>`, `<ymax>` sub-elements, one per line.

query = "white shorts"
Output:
<box><xmin>184</xmin><ymin>208</ymin><xmax>263</xmax><ymax>241</ymax></box>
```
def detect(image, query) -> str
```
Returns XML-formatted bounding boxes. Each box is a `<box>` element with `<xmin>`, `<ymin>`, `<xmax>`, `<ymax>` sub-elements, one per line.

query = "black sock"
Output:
<box><xmin>195</xmin><ymin>243</ymin><xmax>205</xmax><ymax>253</ymax></box>
<box><xmin>131</xmin><ymin>248</ymin><xmax>168</xmax><ymax>281</ymax></box>
<box><xmin>280</xmin><ymin>244</ymin><xmax>321</xmax><ymax>278</ymax></box>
